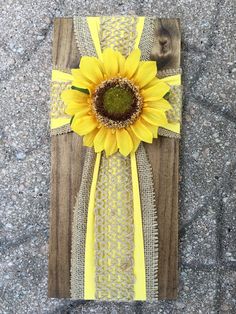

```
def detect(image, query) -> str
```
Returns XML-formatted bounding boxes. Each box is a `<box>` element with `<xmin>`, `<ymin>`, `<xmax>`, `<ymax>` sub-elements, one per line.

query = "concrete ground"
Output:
<box><xmin>0</xmin><ymin>0</ymin><xmax>236</xmax><ymax>313</ymax></box>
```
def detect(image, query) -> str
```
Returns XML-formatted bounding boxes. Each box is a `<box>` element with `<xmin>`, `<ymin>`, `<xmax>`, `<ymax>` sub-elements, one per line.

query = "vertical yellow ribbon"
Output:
<box><xmin>84</xmin><ymin>17</ymin><xmax>147</xmax><ymax>300</ymax></box>
<box><xmin>84</xmin><ymin>152</ymin><xmax>101</xmax><ymax>299</ymax></box>
<box><xmin>84</xmin><ymin>151</ymin><xmax>147</xmax><ymax>300</ymax></box>
<box><xmin>130</xmin><ymin>152</ymin><xmax>147</xmax><ymax>300</ymax></box>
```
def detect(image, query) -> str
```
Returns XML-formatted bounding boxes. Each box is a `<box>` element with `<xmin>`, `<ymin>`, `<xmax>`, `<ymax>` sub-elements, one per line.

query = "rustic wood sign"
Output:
<box><xmin>48</xmin><ymin>17</ymin><xmax>181</xmax><ymax>300</ymax></box>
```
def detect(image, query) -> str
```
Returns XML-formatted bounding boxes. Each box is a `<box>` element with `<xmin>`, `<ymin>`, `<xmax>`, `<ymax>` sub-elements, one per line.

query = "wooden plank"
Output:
<box><xmin>150</xmin><ymin>19</ymin><xmax>181</xmax><ymax>71</ymax></box>
<box><xmin>48</xmin><ymin>17</ymin><xmax>181</xmax><ymax>299</ymax></box>
<box><xmin>145</xmin><ymin>18</ymin><xmax>181</xmax><ymax>299</ymax></box>
<box><xmin>48</xmin><ymin>18</ymin><xmax>84</xmax><ymax>298</ymax></box>
<box><xmin>145</xmin><ymin>138</ymin><xmax>179</xmax><ymax>299</ymax></box>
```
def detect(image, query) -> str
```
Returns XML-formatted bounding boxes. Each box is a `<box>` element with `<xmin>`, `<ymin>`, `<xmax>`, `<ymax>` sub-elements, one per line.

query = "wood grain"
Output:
<box><xmin>146</xmin><ymin>18</ymin><xmax>181</xmax><ymax>299</ymax></box>
<box><xmin>48</xmin><ymin>17</ymin><xmax>180</xmax><ymax>299</ymax></box>
<box><xmin>48</xmin><ymin>18</ymin><xmax>84</xmax><ymax>298</ymax></box>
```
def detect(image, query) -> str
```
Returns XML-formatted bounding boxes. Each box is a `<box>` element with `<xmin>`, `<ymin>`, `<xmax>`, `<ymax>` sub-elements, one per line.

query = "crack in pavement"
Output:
<box><xmin>186</xmin><ymin>93</ymin><xmax>236</xmax><ymax>124</ymax></box>
<box><xmin>0</xmin><ymin>20</ymin><xmax>54</xmax><ymax>84</ymax></box>
<box><xmin>187</xmin><ymin>0</ymin><xmax>226</xmax><ymax>90</ymax></box>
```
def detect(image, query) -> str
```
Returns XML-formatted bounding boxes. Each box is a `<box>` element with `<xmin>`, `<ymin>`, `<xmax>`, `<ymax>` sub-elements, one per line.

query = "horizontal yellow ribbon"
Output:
<box><xmin>50</xmin><ymin>71</ymin><xmax>73</xmax><ymax>129</ymax></box>
<box><xmin>50</xmin><ymin>69</ymin><xmax>181</xmax><ymax>133</ymax></box>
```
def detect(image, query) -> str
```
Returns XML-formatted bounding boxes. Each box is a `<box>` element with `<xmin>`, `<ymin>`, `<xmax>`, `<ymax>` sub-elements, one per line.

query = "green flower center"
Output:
<box><xmin>92</xmin><ymin>77</ymin><xmax>143</xmax><ymax>128</ymax></box>
<box><xmin>103</xmin><ymin>86</ymin><xmax>134</xmax><ymax>115</ymax></box>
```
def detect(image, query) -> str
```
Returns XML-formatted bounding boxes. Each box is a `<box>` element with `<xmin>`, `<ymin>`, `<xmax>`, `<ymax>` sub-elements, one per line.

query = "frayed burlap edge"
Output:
<box><xmin>50</xmin><ymin>124</ymin><xmax>72</xmax><ymax>136</ymax></box>
<box><xmin>52</xmin><ymin>65</ymin><xmax>72</xmax><ymax>74</ymax></box>
<box><xmin>73</xmin><ymin>16</ymin><xmax>97</xmax><ymax>57</ymax></box>
<box><xmin>158</xmin><ymin>128</ymin><xmax>181</xmax><ymax>139</ymax></box>
<box><xmin>70</xmin><ymin>148</ymin><xmax>96</xmax><ymax>299</ymax></box>
<box><xmin>136</xmin><ymin>143</ymin><xmax>159</xmax><ymax>300</ymax></box>
<box><xmin>158</xmin><ymin>68</ymin><xmax>182</xmax><ymax>78</ymax></box>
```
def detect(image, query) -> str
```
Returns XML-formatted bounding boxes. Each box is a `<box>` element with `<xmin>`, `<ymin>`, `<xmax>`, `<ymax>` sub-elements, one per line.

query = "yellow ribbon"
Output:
<box><xmin>84</xmin><ymin>17</ymin><xmax>147</xmax><ymax>300</ymax></box>
<box><xmin>130</xmin><ymin>152</ymin><xmax>146</xmax><ymax>300</ymax></box>
<box><xmin>50</xmin><ymin>69</ymin><xmax>181</xmax><ymax>133</ymax></box>
<box><xmin>50</xmin><ymin>70</ymin><xmax>73</xmax><ymax>129</ymax></box>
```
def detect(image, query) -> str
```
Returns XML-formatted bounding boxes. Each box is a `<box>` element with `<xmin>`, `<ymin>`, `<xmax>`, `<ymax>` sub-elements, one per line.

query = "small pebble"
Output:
<box><xmin>16</xmin><ymin>151</ymin><xmax>26</xmax><ymax>160</ymax></box>
<box><xmin>176</xmin><ymin>302</ymin><xmax>185</xmax><ymax>310</ymax></box>
<box><xmin>37</xmin><ymin>35</ymin><xmax>45</xmax><ymax>41</ymax></box>
<box><xmin>221</xmin><ymin>304</ymin><xmax>230</xmax><ymax>311</ymax></box>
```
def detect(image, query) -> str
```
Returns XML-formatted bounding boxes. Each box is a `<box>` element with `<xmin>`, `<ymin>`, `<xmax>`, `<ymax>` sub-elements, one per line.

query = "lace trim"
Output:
<box><xmin>94</xmin><ymin>152</ymin><xmax>134</xmax><ymax>300</ymax></box>
<box><xmin>99</xmin><ymin>16</ymin><xmax>138</xmax><ymax>56</ymax></box>
<box><xmin>166</xmin><ymin>85</ymin><xmax>182</xmax><ymax>124</ymax></box>
<box><xmin>50</xmin><ymin>81</ymin><xmax>71</xmax><ymax>119</ymax></box>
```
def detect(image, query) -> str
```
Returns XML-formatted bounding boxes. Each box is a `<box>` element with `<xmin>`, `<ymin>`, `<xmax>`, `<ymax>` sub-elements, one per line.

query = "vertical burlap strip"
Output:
<box><xmin>136</xmin><ymin>143</ymin><xmax>159</xmax><ymax>300</ymax></box>
<box><xmin>94</xmin><ymin>152</ymin><xmax>135</xmax><ymax>300</ymax></box>
<box><xmin>139</xmin><ymin>17</ymin><xmax>155</xmax><ymax>61</ymax></box>
<box><xmin>70</xmin><ymin>148</ymin><xmax>96</xmax><ymax>299</ymax></box>
<box><xmin>73</xmin><ymin>16</ymin><xmax>97</xmax><ymax>57</ymax></box>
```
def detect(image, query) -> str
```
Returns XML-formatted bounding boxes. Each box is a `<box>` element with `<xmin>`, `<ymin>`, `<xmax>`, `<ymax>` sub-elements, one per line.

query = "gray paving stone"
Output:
<box><xmin>181</xmin><ymin>208</ymin><xmax>217</xmax><ymax>265</ymax></box>
<box><xmin>0</xmin><ymin>236</ymin><xmax>72</xmax><ymax>314</ymax></box>
<box><xmin>138</xmin><ymin>269</ymin><xmax>217</xmax><ymax>313</ymax></box>
<box><xmin>0</xmin><ymin>146</ymin><xmax>50</xmax><ymax>246</ymax></box>
<box><xmin>0</xmin><ymin>1</ymin><xmax>56</xmax><ymax>80</ymax></box>
<box><xmin>194</xmin><ymin>0</ymin><xmax>236</xmax><ymax>117</ymax></box>
<box><xmin>0</xmin><ymin>37</ymin><xmax>51</xmax><ymax>165</ymax></box>
<box><xmin>180</xmin><ymin>100</ymin><xmax>236</xmax><ymax>223</ymax></box>
<box><xmin>222</xmin><ymin>194</ymin><xmax>236</xmax><ymax>264</ymax></box>
<box><xmin>70</xmin><ymin>302</ymin><xmax>137</xmax><ymax>314</ymax></box>
<box><xmin>220</xmin><ymin>271</ymin><xmax>236</xmax><ymax>313</ymax></box>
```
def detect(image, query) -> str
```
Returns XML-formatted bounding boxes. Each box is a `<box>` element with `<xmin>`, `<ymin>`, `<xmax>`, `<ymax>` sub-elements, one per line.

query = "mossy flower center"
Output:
<box><xmin>92</xmin><ymin>78</ymin><xmax>143</xmax><ymax>128</ymax></box>
<box><xmin>103</xmin><ymin>86</ymin><xmax>133</xmax><ymax>115</ymax></box>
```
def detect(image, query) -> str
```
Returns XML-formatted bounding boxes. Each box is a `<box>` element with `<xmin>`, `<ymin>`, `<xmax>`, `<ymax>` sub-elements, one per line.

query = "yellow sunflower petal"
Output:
<box><xmin>116</xmin><ymin>129</ymin><xmax>133</xmax><ymax>156</ymax></box>
<box><xmin>124</xmin><ymin>49</ymin><xmax>141</xmax><ymax>79</ymax></box>
<box><xmin>130</xmin><ymin>119</ymin><xmax>153</xmax><ymax>143</ymax></box>
<box><xmin>71</xmin><ymin>115</ymin><xmax>98</xmax><ymax>136</ymax></box>
<box><xmin>83</xmin><ymin>129</ymin><xmax>98</xmax><ymax>147</ymax></box>
<box><xmin>142</xmin><ymin>107</ymin><xmax>168</xmax><ymax>126</ymax></box>
<box><xmin>104</xmin><ymin>129</ymin><xmax>118</xmax><ymax>157</ymax></box>
<box><xmin>71</xmin><ymin>69</ymin><xmax>93</xmax><ymax>90</ymax></box>
<box><xmin>79</xmin><ymin>56</ymin><xmax>104</xmax><ymax>84</ymax></box>
<box><xmin>66</xmin><ymin>103</ymin><xmax>90</xmax><ymax>117</ymax></box>
<box><xmin>142</xmin><ymin>81</ymin><xmax>170</xmax><ymax>101</ymax></box>
<box><xmin>144</xmin><ymin>98</ymin><xmax>172</xmax><ymax>111</ymax></box>
<box><xmin>127</xmin><ymin>127</ymin><xmax>141</xmax><ymax>152</ymax></box>
<box><xmin>93</xmin><ymin>126</ymin><xmax>108</xmax><ymax>153</ymax></box>
<box><xmin>141</xmin><ymin>119</ymin><xmax>158</xmax><ymax>138</ymax></box>
<box><xmin>134</xmin><ymin>61</ymin><xmax>157</xmax><ymax>88</ymax></box>
<box><xmin>102</xmin><ymin>48</ymin><xmax>118</xmax><ymax>78</ymax></box>
<box><xmin>116</xmin><ymin>51</ymin><xmax>126</xmax><ymax>76</ymax></box>
<box><xmin>61</xmin><ymin>89</ymin><xmax>90</xmax><ymax>116</ymax></box>
<box><xmin>143</xmin><ymin>77</ymin><xmax>160</xmax><ymax>89</ymax></box>
<box><xmin>61</xmin><ymin>89</ymin><xmax>88</xmax><ymax>103</ymax></box>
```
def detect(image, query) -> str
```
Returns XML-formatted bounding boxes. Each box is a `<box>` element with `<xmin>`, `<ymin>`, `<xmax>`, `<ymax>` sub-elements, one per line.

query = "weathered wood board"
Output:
<box><xmin>48</xmin><ymin>17</ymin><xmax>181</xmax><ymax>300</ymax></box>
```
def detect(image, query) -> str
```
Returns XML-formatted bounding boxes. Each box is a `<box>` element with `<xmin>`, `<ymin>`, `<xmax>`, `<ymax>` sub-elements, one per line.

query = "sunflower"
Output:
<box><xmin>61</xmin><ymin>48</ymin><xmax>172</xmax><ymax>157</ymax></box>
